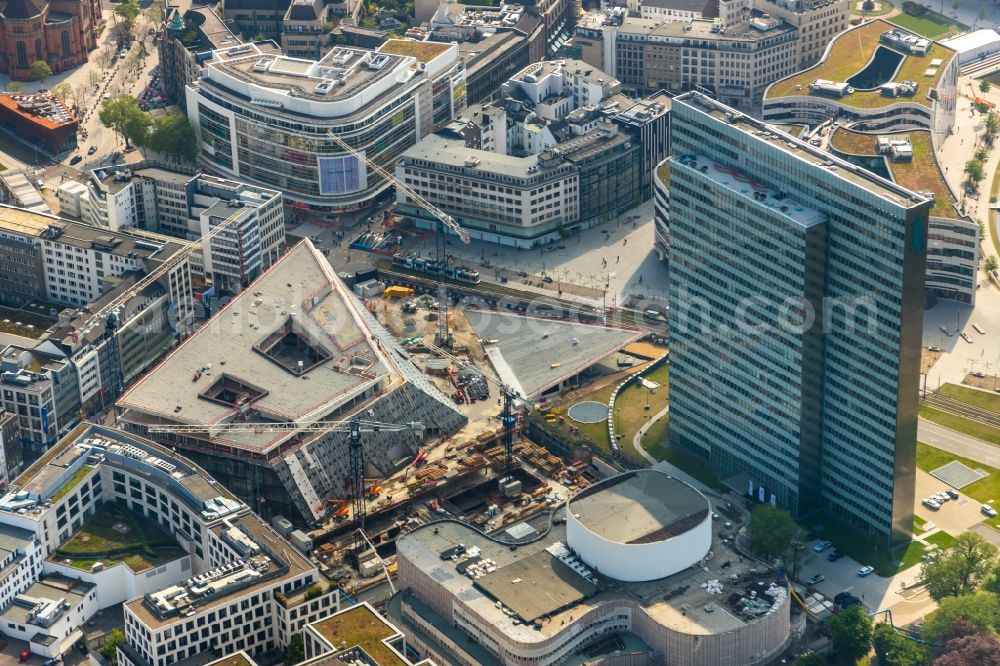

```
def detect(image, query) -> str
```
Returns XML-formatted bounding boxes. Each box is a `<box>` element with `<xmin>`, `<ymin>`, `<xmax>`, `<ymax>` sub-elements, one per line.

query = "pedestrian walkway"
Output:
<box><xmin>632</xmin><ymin>405</ymin><xmax>668</xmax><ymax>465</ymax></box>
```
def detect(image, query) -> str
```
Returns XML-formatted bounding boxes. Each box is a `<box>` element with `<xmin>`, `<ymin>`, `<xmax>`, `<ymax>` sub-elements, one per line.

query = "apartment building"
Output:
<box><xmin>0</xmin><ymin>345</ymin><xmax>79</xmax><ymax>452</ymax></box>
<box><xmin>83</xmin><ymin>164</ymin><xmax>285</xmax><ymax>293</ymax></box>
<box><xmin>0</xmin><ymin>423</ymin><xmax>338</xmax><ymax>661</ymax></box>
<box><xmin>0</xmin><ymin>410</ymin><xmax>20</xmax><ymax>489</ymax></box>
<box><xmin>186</xmin><ymin>40</ymin><xmax>466</xmax><ymax>218</ymax></box>
<box><xmin>575</xmin><ymin>6</ymin><xmax>798</xmax><ymax>113</ymax></box>
<box><xmin>666</xmin><ymin>93</ymin><xmax>928</xmax><ymax>539</ymax></box>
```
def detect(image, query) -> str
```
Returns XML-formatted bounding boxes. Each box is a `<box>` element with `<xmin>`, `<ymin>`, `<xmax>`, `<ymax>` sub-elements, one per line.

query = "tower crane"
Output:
<box><xmin>422</xmin><ymin>341</ymin><xmax>530</xmax><ymax>496</ymax></box>
<box><xmin>148</xmin><ymin>418</ymin><xmax>424</xmax><ymax>550</ymax></box>
<box><xmin>81</xmin><ymin>205</ymin><xmax>254</xmax><ymax>402</ymax></box>
<box><xmin>325</xmin><ymin>131</ymin><xmax>471</xmax><ymax>347</ymax></box>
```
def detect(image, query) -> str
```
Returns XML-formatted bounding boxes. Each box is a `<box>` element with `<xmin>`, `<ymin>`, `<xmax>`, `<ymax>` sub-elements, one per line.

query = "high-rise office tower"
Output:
<box><xmin>665</xmin><ymin>92</ymin><xmax>929</xmax><ymax>539</ymax></box>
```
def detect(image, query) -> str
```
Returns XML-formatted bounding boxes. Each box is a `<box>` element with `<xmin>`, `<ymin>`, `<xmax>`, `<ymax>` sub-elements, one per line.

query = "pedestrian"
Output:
<box><xmin>623</xmin><ymin>238</ymin><xmax>628</xmax><ymax>246</ymax></box>
<box><xmin>639</xmin><ymin>275</ymin><xmax>643</xmax><ymax>283</ymax></box>
<box><xmin>616</xmin><ymin>256</ymin><xmax>620</xmax><ymax>263</ymax></box>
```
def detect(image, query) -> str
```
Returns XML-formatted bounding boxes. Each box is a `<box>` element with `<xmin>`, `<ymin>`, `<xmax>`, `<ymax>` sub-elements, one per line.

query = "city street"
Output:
<box><xmin>0</xmin><ymin>3</ymin><xmax>162</xmax><ymax>180</ymax></box>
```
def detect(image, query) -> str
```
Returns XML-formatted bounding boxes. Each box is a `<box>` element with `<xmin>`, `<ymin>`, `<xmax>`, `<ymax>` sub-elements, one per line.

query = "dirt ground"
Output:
<box><xmin>962</xmin><ymin>372</ymin><xmax>1000</xmax><ymax>391</ymax></box>
<box><xmin>922</xmin><ymin>348</ymin><xmax>942</xmax><ymax>374</ymax></box>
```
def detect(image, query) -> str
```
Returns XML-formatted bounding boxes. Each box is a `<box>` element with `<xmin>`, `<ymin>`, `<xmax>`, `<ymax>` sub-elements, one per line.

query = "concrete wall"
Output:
<box><xmin>44</xmin><ymin>553</ymin><xmax>192</xmax><ymax>608</ymax></box>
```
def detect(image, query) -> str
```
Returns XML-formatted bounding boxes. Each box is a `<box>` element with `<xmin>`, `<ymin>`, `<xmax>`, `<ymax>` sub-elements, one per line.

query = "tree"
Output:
<box><xmin>982</xmin><ymin>80</ymin><xmax>992</xmax><ymax>94</ymax></box>
<box><xmin>986</xmin><ymin>256</ymin><xmax>999</xmax><ymax>273</ymax></box>
<box><xmin>873</xmin><ymin>623</ymin><xmax>929</xmax><ymax>666</ymax></box>
<box><xmin>924</xmin><ymin>592</ymin><xmax>1000</xmax><ymax>642</ymax></box>
<box><xmin>114</xmin><ymin>0</ymin><xmax>141</xmax><ymax>31</ymax></box>
<box><xmin>939</xmin><ymin>617</ymin><xmax>988</xmax><ymax>644</ymax></box>
<box><xmin>145</xmin><ymin>2</ymin><xmax>163</xmax><ymax>25</ymax></box>
<box><xmin>50</xmin><ymin>82</ymin><xmax>72</xmax><ymax>105</ymax></box>
<box><xmin>934</xmin><ymin>634</ymin><xmax>1000</xmax><ymax>666</ymax></box>
<box><xmin>4</xmin><ymin>81</ymin><xmax>23</xmax><ymax>92</ymax></box>
<box><xmin>747</xmin><ymin>504</ymin><xmax>798</xmax><ymax>563</ymax></box>
<box><xmin>795</xmin><ymin>653</ymin><xmax>825</xmax><ymax>666</ymax></box>
<box><xmin>966</xmin><ymin>159</ymin><xmax>985</xmax><ymax>183</ymax></box>
<box><xmin>99</xmin><ymin>628</ymin><xmax>126</xmax><ymax>665</ymax></box>
<box><xmin>28</xmin><ymin>60</ymin><xmax>51</xmax><ymax>81</ymax></box>
<box><xmin>145</xmin><ymin>112</ymin><xmax>199</xmax><ymax>162</ymax></box>
<box><xmin>977</xmin><ymin>146</ymin><xmax>991</xmax><ymax>162</ymax></box>
<box><xmin>284</xmin><ymin>633</ymin><xmax>305</xmax><ymax>666</ymax></box>
<box><xmin>828</xmin><ymin>606</ymin><xmax>873</xmax><ymax>660</ymax></box>
<box><xmin>922</xmin><ymin>533</ymin><xmax>999</xmax><ymax>601</ymax></box>
<box><xmin>99</xmin><ymin>95</ymin><xmax>150</xmax><ymax>148</ymax></box>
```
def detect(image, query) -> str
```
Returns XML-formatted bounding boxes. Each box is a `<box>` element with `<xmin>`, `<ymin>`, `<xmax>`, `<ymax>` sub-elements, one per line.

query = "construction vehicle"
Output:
<box><xmin>76</xmin><ymin>205</ymin><xmax>257</xmax><ymax>403</ymax></box>
<box><xmin>423</xmin><ymin>341</ymin><xmax>529</xmax><ymax>496</ymax></box>
<box><xmin>967</xmin><ymin>82</ymin><xmax>996</xmax><ymax>109</ymax></box>
<box><xmin>148</xmin><ymin>417</ymin><xmax>423</xmax><ymax>549</ymax></box>
<box><xmin>383</xmin><ymin>285</ymin><xmax>415</xmax><ymax>299</ymax></box>
<box><xmin>325</xmin><ymin>131</ymin><xmax>471</xmax><ymax>347</ymax></box>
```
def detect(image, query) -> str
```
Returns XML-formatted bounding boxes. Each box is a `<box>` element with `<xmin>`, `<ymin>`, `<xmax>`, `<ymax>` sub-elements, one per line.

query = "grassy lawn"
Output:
<box><xmin>55</xmin><ymin>503</ymin><xmax>184</xmax><ymax>572</ymax></box>
<box><xmin>888</xmin><ymin>10</ymin><xmax>963</xmax><ymax>38</ymax></box>
<box><xmin>766</xmin><ymin>19</ymin><xmax>951</xmax><ymax>109</ymax></box>
<box><xmin>919</xmin><ymin>404</ymin><xmax>1000</xmax><ymax>445</ymax></box>
<box><xmin>925</xmin><ymin>530</ymin><xmax>956</xmax><ymax>548</ymax></box>
<box><xmin>938</xmin><ymin>383</ymin><xmax>1000</xmax><ymax>413</ymax></box>
<box><xmin>313</xmin><ymin>605</ymin><xmax>403</xmax><ymax>666</ymax></box>
<box><xmin>612</xmin><ymin>364</ymin><xmax>669</xmax><ymax>459</ymax></box>
<box><xmin>829</xmin><ymin>129</ymin><xmax>956</xmax><ymax>218</ymax></box>
<box><xmin>49</xmin><ymin>465</ymin><xmax>94</xmax><ymax>502</ymax></box>
<box><xmin>534</xmin><ymin>363</ymin><xmax>668</xmax><ymax>458</ymax></box>
<box><xmin>917</xmin><ymin>442</ymin><xmax>1000</xmax><ymax>528</ymax></box>
<box><xmin>992</xmin><ymin>159</ymin><xmax>1000</xmax><ymax>204</ymax></box>
<box><xmin>645</xmin><ymin>440</ymin><xmax>727</xmax><ymax>491</ymax></box>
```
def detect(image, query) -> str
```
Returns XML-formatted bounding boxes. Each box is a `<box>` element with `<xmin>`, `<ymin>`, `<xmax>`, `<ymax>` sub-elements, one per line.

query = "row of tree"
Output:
<box><xmin>98</xmin><ymin>96</ymin><xmax>198</xmax><ymax>163</ymax></box>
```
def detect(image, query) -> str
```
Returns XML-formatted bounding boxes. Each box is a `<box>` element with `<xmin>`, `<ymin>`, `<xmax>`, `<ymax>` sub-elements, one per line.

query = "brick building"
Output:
<box><xmin>0</xmin><ymin>0</ymin><xmax>98</xmax><ymax>80</ymax></box>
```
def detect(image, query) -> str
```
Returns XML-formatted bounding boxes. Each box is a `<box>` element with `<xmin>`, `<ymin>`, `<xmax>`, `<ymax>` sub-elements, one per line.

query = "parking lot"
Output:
<box><xmin>914</xmin><ymin>469</ymin><xmax>987</xmax><ymax>535</ymax></box>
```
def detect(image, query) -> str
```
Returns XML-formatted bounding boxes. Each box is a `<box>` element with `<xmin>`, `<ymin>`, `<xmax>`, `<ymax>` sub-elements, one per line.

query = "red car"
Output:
<box><xmin>19</xmin><ymin>649</ymin><xmax>31</xmax><ymax>662</ymax></box>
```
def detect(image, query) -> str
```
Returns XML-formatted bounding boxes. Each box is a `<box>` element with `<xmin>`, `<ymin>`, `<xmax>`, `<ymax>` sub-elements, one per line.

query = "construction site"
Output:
<box><xmin>301</xmin><ymin>274</ymin><xmax>655</xmax><ymax>598</ymax></box>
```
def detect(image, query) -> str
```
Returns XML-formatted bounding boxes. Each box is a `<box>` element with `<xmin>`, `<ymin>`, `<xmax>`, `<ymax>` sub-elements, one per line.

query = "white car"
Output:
<box><xmin>813</xmin><ymin>540</ymin><xmax>832</xmax><ymax>553</ymax></box>
<box><xmin>922</xmin><ymin>498</ymin><xmax>941</xmax><ymax>510</ymax></box>
<box><xmin>935</xmin><ymin>492</ymin><xmax>950</xmax><ymax>503</ymax></box>
<box><xmin>858</xmin><ymin>565</ymin><xmax>875</xmax><ymax>577</ymax></box>
<box><xmin>983</xmin><ymin>504</ymin><xmax>998</xmax><ymax>518</ymax></box>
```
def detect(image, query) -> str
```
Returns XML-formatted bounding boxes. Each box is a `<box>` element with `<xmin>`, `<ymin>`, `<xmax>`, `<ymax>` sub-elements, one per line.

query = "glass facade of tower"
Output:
<box><xmin>667</xmin><ymin>93</ymin><xmax>929</xmax><ymax>538</ymax></box>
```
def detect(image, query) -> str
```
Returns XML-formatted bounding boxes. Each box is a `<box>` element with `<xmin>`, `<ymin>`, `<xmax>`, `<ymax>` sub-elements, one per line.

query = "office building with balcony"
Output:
<box><xmin>186</xmin><ymin>40</ymin><xmax>466</xmax><ymax>219</ymax></box>
<box><xmin>83</xmin><ymin>164</ymin><xmax>285</xmax><ymax>293</ymax></box>
<box><xmin>666</xmin><ymin>92</ymin><xmax>928</xmax><ymax>539</ymax></box>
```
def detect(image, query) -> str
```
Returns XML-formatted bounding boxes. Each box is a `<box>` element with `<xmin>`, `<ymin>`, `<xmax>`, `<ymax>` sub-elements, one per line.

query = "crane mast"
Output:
<box><xmin>325</xmin><ymin>131</ymin><xmax>471</xmax><ymax>347</ymax></box>
<box><xmin>148</xmin><ymin>417</ymin><xmax>423</xmax><ymax>549</ymax></box>
<box><xmin>85</xmin><ymin>206</ymin><xmax>253</xmax><ymax>402</ymax></box>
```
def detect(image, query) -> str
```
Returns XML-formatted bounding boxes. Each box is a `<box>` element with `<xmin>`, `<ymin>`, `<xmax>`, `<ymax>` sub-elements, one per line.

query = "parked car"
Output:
<box><xmin>922</xmin><ymin>498</ymin><xmax>941</xmax><ymax>510</ymax></box>
<box><xmin>935</xmin><ymin>492</ymin><xmax>950</xmax><ymax>503</ymax></box>
<box><xmin>947</xmin><ymin>489</ymin><xmax>960</xmax><ymax>500</ymax></box>
<box><xmin>807</xmin><ymin>574</ymin><xmax>825</xmax><ymax>585</ymax></box>
<box><xmin>87</xmin><ymin>145</ymin><xmax>97</xmax><ymax>155</ymax></box>
<box><xmin>858</xmin><ymin>565</ymin><xmax>875</xmax><ymax>577</ymax></box>
<box><xmin>75</xmin><ymin>640</ymin><xmax>88</xmax><ymax>654</ymax></box>
<box><xmin>834</xmin><ymin>592</ymin><xmax>861</xmax><ymax>608</ymax></box>
<box><xmin>70</xmin><ymin>154</ymin><xmax>82</xmax><ymax>165</ymax></box>
<box><xmin>983</xmin><ymin>504</ymin><xmax>998</xmax><ymax>518</ymax></box>
<box><xmin>43</xmin><ymin>658</ymin><xmax>60</xmax><ymax>666</ymax></box>
<box><xmin>827</xmin><ymin>549</ymin><xmax>844</xmax><ymax>562</ymax></box>
<box><xmin>19</xmin><ymin>650</ymin><xmax>31</xmax><ymax>663</ymax></box>
<box><xmin>813</xmin><ymin>540</ymin><xmax>832</xmax><ymax>553</ymax></box>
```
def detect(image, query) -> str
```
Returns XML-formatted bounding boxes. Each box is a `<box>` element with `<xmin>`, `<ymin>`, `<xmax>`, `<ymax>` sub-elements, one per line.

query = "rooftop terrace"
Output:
<box><xmin>766</xmin><ymin>19</ymin><xmax>954</xmax><ymax>108</ymax></box>
<box><xmin>828</xmin><ymin>127</ymin><xmax>958</xmax><ymax>218</ymax></box>
<box><xmin>376</xmin><ymin>39</ymin><xmax>452</xmax><ymax>63</ymax></box>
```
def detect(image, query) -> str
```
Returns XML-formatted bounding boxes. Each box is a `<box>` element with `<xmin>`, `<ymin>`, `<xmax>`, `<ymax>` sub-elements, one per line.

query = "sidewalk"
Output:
<box><xmin>632</xmin><ymin>405</ymin><xmax>668</xmax><ymax>465</ymax></box>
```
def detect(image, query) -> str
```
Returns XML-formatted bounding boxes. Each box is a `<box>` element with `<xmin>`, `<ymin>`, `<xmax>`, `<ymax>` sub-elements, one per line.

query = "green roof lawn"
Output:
<box><xmin>311</xmin><ymin>605</ymin><xmax>405</xmax><ymax>666</ymax></box>
<box><xmin>54</xmin><ymin>502</ymin><xmax>185</xmax><ymax>573</ymax></box>
<box><xmin>828</xmin><ymin>127</ymin><xmax>958</xmax><ymax>218</ymax></box>
<box><xmin>766</xmin><ymin>19</ymin><xmax>954</xmax><ymax>109</ymax></box>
